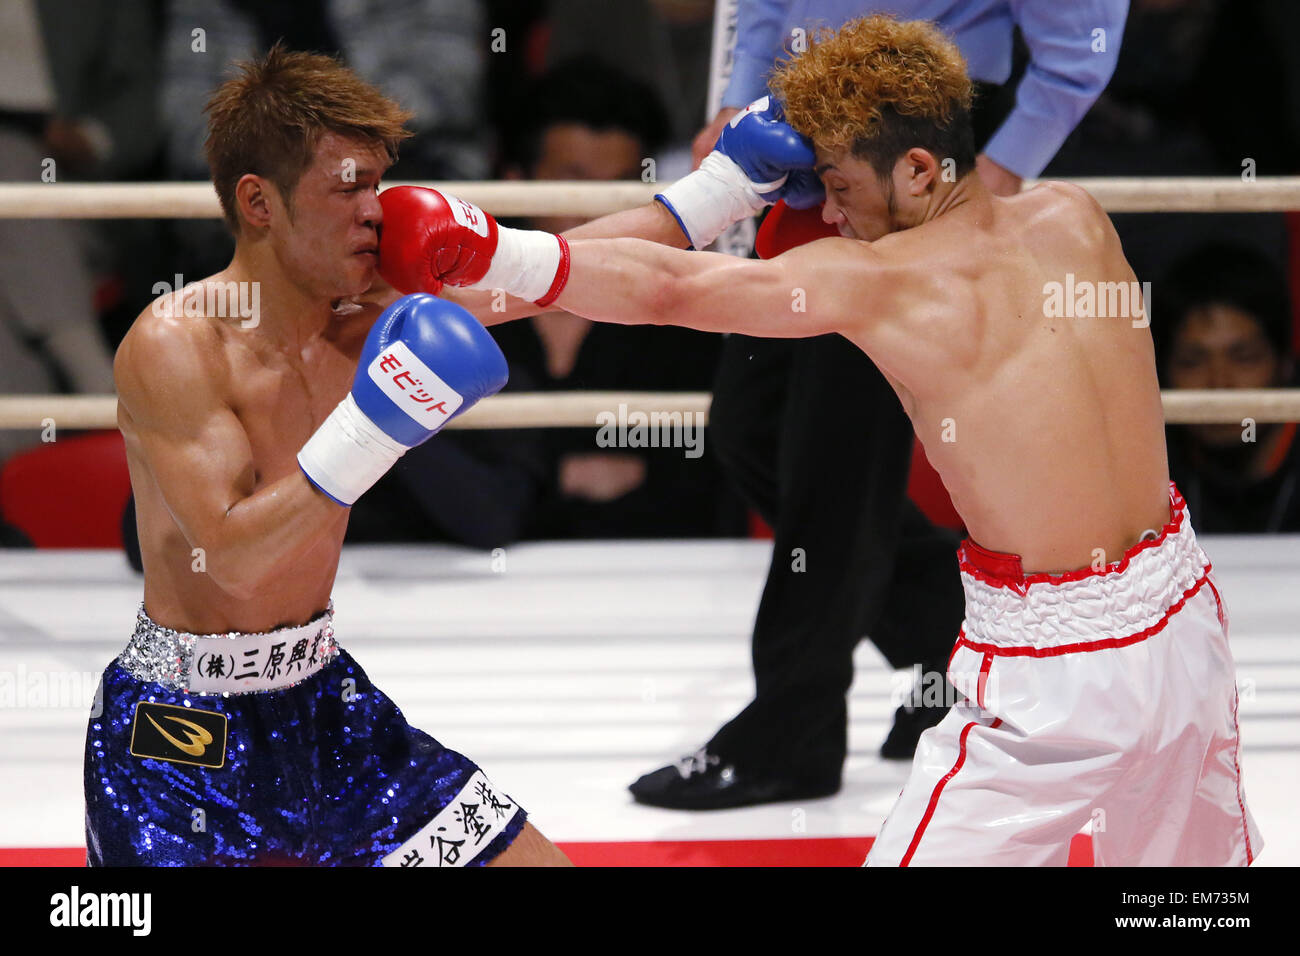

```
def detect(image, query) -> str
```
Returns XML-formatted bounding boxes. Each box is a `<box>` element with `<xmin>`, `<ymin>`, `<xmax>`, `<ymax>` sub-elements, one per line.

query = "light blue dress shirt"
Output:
<box><xmin>720</xmin><ymin>0</ymin><xmax>1128</xmax><ymax>177</ymax></box>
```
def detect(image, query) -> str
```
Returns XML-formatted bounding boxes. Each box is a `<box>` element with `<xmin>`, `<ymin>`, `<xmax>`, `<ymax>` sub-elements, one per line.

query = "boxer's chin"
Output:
<box><xmin>339</xmin><ymin>256</ymin><xmax>376</xmax><ymax>296</ymax></box>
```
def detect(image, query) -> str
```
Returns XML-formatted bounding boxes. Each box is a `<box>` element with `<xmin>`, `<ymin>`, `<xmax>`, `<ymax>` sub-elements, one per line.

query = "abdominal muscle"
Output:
<box><xmin>132</xmin><ymin>453</ymin><xmax>348</xmax><ymax>636</ymax></box>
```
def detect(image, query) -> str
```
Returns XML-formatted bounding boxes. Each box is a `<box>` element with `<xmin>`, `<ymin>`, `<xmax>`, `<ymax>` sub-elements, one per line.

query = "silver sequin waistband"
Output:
<box><xmin>118</xmin><ymin>601</ymin><xmax>339</xmax><ymax>695</ymax></box>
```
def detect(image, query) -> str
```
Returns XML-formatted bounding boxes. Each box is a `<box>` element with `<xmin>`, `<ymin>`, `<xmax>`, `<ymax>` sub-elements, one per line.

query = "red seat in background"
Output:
<box><xmin>0</xmin><ymin>431</ymin><xmax>130</xmax><ymax>548</ymax></box>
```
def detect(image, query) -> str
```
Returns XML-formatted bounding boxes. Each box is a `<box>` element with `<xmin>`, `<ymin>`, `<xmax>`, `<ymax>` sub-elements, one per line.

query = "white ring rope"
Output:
<box><xmin>0</xmin><ymin>390</ymin><xmax>1297</xmax><ymax>431</ymax></box>
<box><xmin>0</xmin><ymin>176</ymin><xmax>1298</xmax><ymax>218</ymax></box>
<box><xmin>2</xmin><ymin>177</ymin><xmax>1297</xmax><ymax>430</ymax></box>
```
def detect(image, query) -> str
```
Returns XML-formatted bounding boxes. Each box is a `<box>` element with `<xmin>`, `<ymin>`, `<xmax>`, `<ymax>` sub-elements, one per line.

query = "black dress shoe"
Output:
<box><xmin>628</xmin><ymin>749</ymin><xmax>841</xmax><ymax>810</ymax></box>
<box><xmin>879</xmin><ymin>700</ymin><xmax>950</xmax><ymax>760</ymax></box>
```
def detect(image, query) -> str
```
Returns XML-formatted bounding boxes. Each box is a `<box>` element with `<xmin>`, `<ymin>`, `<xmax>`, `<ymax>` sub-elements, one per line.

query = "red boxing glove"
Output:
<box><xmin>378</xmin><ymin>185</ymin><xmax>570</xmax><ymax>307</ymax></box>
<box><xmin>378</xmin><ymin>185</ymin><xmax>499</xmax><ymax>294</ymax></box>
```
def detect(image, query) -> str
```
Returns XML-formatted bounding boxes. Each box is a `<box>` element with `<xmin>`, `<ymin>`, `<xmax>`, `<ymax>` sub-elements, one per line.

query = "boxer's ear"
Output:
<box><xmin>904</xmin><ymin>148</ymin><xmax>940</xmax><ymax>195</ymax></box>
<box><xmin>234</xmin><ymin>173</ymin><xmax>277</xmax><ymax>231</ymax></box>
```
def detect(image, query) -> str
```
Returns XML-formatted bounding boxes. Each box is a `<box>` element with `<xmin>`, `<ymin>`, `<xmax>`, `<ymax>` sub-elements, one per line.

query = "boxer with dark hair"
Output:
<box><xmin>85</xmin><ymin>45</ymin><xmax>569</xmax><ymax>867</ymax></box>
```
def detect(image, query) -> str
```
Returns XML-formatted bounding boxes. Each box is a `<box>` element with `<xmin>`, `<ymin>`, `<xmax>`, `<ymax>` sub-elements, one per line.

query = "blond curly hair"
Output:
<box><xmin>770</xmin><ymin>15</ymin><xmax>975</xmax><ymax>175</ymax></box>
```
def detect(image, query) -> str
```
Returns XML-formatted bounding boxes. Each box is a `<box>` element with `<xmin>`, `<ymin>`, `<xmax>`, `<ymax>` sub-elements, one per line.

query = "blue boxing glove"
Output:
<box><xmin>717</xmin><ymin>97</ymin><xmax>824</xmax><ymax>209</ymax></box>
<box><xmin>297</xmin><ymin>293</ymin><xmax>508</xmax><ymax>505</ymax></box>
<box><xmin>656</xmin><ymin>96</ymin><xmax>820</xmax><ymax>249</ymax></box>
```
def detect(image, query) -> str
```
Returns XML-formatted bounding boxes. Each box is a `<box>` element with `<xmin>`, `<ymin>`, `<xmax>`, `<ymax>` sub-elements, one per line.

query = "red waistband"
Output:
<box><xmin>959</xmin><ymin>482</ymin><xmax>1187</xmax><ymax>588</ymax></box>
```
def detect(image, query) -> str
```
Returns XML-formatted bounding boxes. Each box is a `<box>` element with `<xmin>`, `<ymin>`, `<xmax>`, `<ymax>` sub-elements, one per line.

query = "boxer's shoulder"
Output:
<box><xmin>1021</xmin><ymin>180</ymin><xmax>1110</xmax><ymax>238</ymax></box>
<box><xmin>778</xmin><ymin>234</ymin><xmax>914</xmax><ymax>312</ymax></box>
<box><xmin>856</xmin><ymin>228</ymin><xmax>967</xmax><ymax>302</ymax></box>
<box><xmin>115</xmin><ymin>290</ymin><xmax>233</xmax><ymax>430</ymax></box>
<box><xmin>1031</xmin><ymin>178</ymin><xmax>1096</xmax><ymax>206</ymax></box>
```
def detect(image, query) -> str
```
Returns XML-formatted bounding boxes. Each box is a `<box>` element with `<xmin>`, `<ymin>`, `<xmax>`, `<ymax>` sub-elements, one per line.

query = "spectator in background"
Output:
<box><xmin>160</xmin><ymin>0</ymin><xmax>490</xmax><ymax>282</ymax></box>
<box><xmin>1156</xmin><ymin>242</ymin><xmax>1300</xmax><ymax>532</ymax></box>
<box><xmin>0</xmin><ymin>0</ymin><xmax>157</xmax><ymax>464</ymax></box>
<box><xmin>542</xmin><ymin>0</ymin><xmax>716</xmax><ymax>157</ymax></box>
<box><xmin>630</xmin><ymin>1</ymin><xmax>1128</xmax><ymax>812</ymax></box>
<box><xmin>1039</xmin><ymin>0</ymin><xmax>1300</xmax><ymax>525</ymax></box>
<box><xmin>492</xmin><ymin>57</ymin><xmax>746</xmax><ymax>540</ymax></box>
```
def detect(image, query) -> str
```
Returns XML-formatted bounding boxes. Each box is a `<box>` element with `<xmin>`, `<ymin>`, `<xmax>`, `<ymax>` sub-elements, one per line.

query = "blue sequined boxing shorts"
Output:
<box><xmin>84</xmin><ymin>601</ymin><xmax>526</xmax><ymax>866</ymax></box>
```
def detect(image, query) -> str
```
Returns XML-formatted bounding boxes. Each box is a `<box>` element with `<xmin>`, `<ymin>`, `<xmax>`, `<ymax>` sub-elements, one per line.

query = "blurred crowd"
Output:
<box><xmin>1</xmin><ymin>0</ymin><xmax>1298</xmax><ymax>549</ymax></box>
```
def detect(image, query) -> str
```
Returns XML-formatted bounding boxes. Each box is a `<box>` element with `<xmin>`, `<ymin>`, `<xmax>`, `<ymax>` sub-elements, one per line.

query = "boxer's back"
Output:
<box><xmin>117</xmin><ymin>276</ymin><xmax>373</xmax><ymax>634</ymax></box>
<box><xmin>846</xmin><ymin>183</ymin><xmax>1170</xmax><ymax>573</ymax></box>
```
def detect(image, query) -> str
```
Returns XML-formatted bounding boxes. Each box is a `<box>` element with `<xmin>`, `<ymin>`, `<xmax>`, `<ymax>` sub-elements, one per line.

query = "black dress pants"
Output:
<box><xmin>705</xmin><ymin>333</ymin><xmax>965</xmax><ymax>776</ymax></box>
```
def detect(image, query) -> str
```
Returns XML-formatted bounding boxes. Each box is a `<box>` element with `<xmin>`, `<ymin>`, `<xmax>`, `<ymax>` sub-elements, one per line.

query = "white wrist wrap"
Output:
<box><xmin>655</xmin><ymin>151</ymin><xmax>779</xmax><ymax>249</ymax></box>
<box><xmin>297</xmin><ymin>394</ymin><xmax>411</xmax><ymax>506</ymax></box>
<box><xmin>468</xmin><ymin>227</ymin><xmax>563</xmax><ymax>302</ymax></box>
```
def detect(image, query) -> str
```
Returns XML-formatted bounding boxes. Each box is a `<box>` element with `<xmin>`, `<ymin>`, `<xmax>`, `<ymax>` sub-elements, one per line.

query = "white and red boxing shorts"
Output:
<box><xmin>866</xmin><ymin>483</ymin><xmax>1262</xmax><ymax>866</ymax></box>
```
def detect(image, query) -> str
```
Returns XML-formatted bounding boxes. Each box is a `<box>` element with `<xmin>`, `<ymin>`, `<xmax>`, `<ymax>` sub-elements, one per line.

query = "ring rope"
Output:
<box><xmin>1</xmin><ymin>176</ymin><xmax>1298</xmax><ymax>218</ymax></box>
<box><xmin>0</xmin><ymin>390</ymin><xmax>1296</xmax><ymax>431</ymax></box>
<box><xmin>4</xmin><ymin>175</ymin><xmax>1298</xmax><ymax>430</ymax></box>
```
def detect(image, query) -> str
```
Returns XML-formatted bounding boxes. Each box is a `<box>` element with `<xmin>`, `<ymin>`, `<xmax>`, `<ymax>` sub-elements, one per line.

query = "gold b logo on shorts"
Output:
<box><xmin>148</xmin><ymin>714</ymin><xmax>212</xmax><ymax>755</ymax></box>
<box><xmin>130</xmin><ymin>701</ymin><xmax>227</xmax><ymax>768</ymax></box>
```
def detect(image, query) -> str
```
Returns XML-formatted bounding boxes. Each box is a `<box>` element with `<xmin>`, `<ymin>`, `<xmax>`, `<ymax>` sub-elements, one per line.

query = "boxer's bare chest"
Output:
<box><xmin>224</xmin><ymin>318</ymin><xmax>370</xmax><ymax>488</ymax></box>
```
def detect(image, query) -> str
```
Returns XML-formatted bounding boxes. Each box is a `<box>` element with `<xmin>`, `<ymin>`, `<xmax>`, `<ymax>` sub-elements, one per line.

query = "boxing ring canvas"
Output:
<box><xmin>0</xmin><ymin>535</ymin><xmax>1294</xmax><ymax>866</ymax></box>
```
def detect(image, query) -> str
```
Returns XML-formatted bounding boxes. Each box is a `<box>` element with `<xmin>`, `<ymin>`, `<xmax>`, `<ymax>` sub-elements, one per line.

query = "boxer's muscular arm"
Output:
<box><xmin>441</xmin><ymin>202</ymin><xmax>690</xmax><ymax>325</ymax></box>
<box><xmin>551</xmin><ymin>234</ymin><xmax>901</xmax><ymax>341</ymax></box>
<box><xmin>117</xmin><ymin>317</ymin><xmax>342</xmax><ymax>600</ymax></box>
